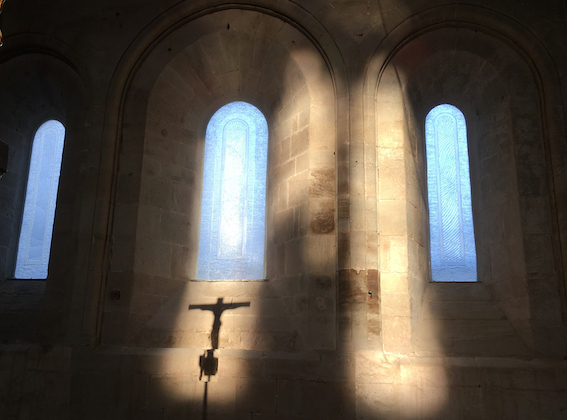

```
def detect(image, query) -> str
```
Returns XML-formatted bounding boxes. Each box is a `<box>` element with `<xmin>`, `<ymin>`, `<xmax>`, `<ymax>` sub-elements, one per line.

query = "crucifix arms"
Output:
<box><xmin>188</xmin><ymin>297</ymin><xmax>250</xmax><ymax>314</ymax></box>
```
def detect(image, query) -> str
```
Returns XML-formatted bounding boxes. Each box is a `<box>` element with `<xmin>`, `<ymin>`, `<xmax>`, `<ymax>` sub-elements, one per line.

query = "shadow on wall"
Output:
<box><xmin>68</xmin><ymin>4</ymin><xmax>567</xmax><ymax>420</ymax></box>
<box><xmin>396</xmin><ymin>26</ymin><xmax>563</xmax><ymax>358</ymax></box>
<box><xmin>190</xmin><ymin>297</ymin><xmax>250</xmax><ymax>418</ymax></box>
<box><xmin>81</xmin><ymin>7</ymin><xmax>345</xmax><ymax>420</ymax></box>
<box><xmin>364</xmin><ymin>18</ymin><xmax>567</xmax><ymax>419</ymax></box>
<box><xmin>0</xmin><ymin>51</ymin><xmax>86</xmax><ymax>345</ymax></box>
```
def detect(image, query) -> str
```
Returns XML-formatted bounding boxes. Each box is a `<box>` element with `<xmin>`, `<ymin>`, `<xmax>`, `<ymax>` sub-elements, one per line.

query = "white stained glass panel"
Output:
<box><xmin>15</xmin><ymin>120</ymin><xmax>66</xmax><ymax>279</ymax></box>
<box><xmin>426</xmin><ymin>104</ymin><xmax>477</xmax><ymax>282</ymax></box>
<box><xmin>198</xmin><ymin>102</ymin><xmax>268</xmax><ymax>280</ymax></box>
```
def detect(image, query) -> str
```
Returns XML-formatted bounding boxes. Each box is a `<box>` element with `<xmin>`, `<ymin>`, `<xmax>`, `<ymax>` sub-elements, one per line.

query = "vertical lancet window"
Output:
<box><xmin>426</xmin><ymin>104</ymin><xmax>477</xmax><ymax>282</ymax></box>
<box><xmin>15</xmin><ymin>120</ymin><xmax>66</xmax><ymax>279</ymax></box>
<box><xmin>197</xmin><ymin>102</ymin><xmax>268</xmax><ymax>280</ymax></box>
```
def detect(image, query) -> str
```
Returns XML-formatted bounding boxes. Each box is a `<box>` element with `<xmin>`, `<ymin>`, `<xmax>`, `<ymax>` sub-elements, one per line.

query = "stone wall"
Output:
<box><xmin>1</xmin><ymin>345</ymin><xmax>566</xmax><ymax>419</ymax></box>
<box><xmin>0</xmin><ymin>1</ymin><xmax>566</xmax><ymax>419</ymax></box>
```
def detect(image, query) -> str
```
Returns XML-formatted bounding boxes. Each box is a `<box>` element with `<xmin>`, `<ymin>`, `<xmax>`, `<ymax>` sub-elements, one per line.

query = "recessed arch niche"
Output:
<box><xmin>103</xmin><ymin>8</ymin><xmax>338</xmax><ymax>352</ymax></box>
<box><xmin>0</xmin><ymin>50</ymin><xmax>86</xmax><ymax>342</ymax></box>
<box><xmin>374</xmin><ymin>25</ymin><xmax>565</xmax><ymax>358</ymax></box>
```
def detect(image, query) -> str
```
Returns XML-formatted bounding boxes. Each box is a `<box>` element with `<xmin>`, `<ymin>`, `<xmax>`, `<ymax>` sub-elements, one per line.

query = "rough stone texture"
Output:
<box><xmin>0</xmin><ymin>0</ymin><xmax>567</xmax><ymax>418</ymax></box>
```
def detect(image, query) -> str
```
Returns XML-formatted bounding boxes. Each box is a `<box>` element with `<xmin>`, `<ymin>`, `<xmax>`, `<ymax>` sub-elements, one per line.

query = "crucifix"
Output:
<box><xmin>189</xmin><ymin>297</ymin><xmax>250</xmax><ymax>350</ymax></box>
<box><xmin>189</xmin><ymin>297</ymin><xmax>250</xmax><ymax>380</ymax></box>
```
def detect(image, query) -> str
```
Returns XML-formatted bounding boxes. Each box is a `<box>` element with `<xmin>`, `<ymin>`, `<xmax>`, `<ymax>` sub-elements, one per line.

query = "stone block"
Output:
<box><xmin>275</xmin><ymin>379</ymin><xmax>301</xmax><ymax>416</ymax></box>
<box><xmin>288</xmin><ymin>171</ymin><xmax>309</xmax><ymax>207</ymax></box>
<box><xmin>445</xmin><ymin>365</ymin><xmax>481</xmax><ymax>388</ymax></box>
<box><xmin>421</xmin><ymin>300</ymin><xmax>506</xmax><ymax>320</ymax></box>
<box><xmin>136</xmin><ymin>205</ymin><xmax>161</xmax><ymax>239</ymax></box>
<box><xmin>295</xmin><ymin>202</ymin><xmax>309</xmax><ymax>237</ymax></box>
<box><xmin>382</xmin><ymin>293</ymin><xmax>411</xmax><ymax>317</ymax></box>
<box><xmin>338</xmin><ymin>269</ymin><xmax>366</xmax><ymax>306</ymax></box>
<box><xmin>356</xmin><ymin>382</ymin><xmax>398</xmax><ymax>419</ymax></box>
<box><xmin>301</xmin><ymin>381</ymin><xmax>354</xmax><ymax>420</ymax></box>
<box><xmin>389</xmin><ymin>236</ymin><xmax>409</xmax><ymax>273</ymax></box>
<box><xmin>274</xmin><ymin>159</ymin><xmax>294</xmax><ymax>184</ymax></box>
<box><xmin>235</xmin><ymin>378</ymin><xmax>276</xmax><ymax>414</ymax></box>
<box><xmin>309</xmin><ymin>198</ymin><xmax>335</xmax><ymax>234</ymax></box>
<box><xmin>379</xmin><ymin>200</ymin><xmax>408</xmax><ymax>236</ymax></box>
<box><xmin>147</xmin><ymin>375</ymin><xmax>185</xmax><ymax>409</ymax></box>
<box><xmin>273</xmin><ymin>208</ymin><xmax>294</xmax><ymax>243</ymax></box>
<box><xmin>424</xmin><ymin>283</ymin><xmax>492</xmax><ymax>301</ymax></box>
<box><xmin>308</xmin><ymin>120</ymin><xmax>335</xmax><ymax>151</ymax></box>
<box><xmin>382</xmin><ymin>316</ymin><xmax>412</xmax><ymax>353</ymax></box>
<box><xmin>160</xmin><ymin>164</ymin><xmax>195</xmax><ymax>186</ymax></box>
<box><xmin>295</xmin><ymin>151</ymin><xmax>309</xmax><ymax>174</ymax></box>
<box><xmin>309</xmin><ymin>167</ymin><xmax>335</xmax><ymax>198</ymax></box>
<box><xmin>519</xmin><ymin>196</ymin><xmax>552</xmax><ymax>235</ymax></box>
<box><xmin>140</xmin><ymin>176</ymin><xmax>173</xmax><ymax>209</ymax></box>
<box><xmin>206</xmin><ymin>377</ymin><xmax>237</xmax><ymax>416</ymax></box>
<box><xmin>381</xmin><ymin>273</ymin><xmax>409</xmax><ymax>294</ymax></box>
<box><xmin>240</xmin><ymin>331</ymin><xmax>297</xmax><ymax>351</ymax></box>
<box><xmin>276</xmin><ymin>180</ymin><xmax>289</xmax><ymax>211</ymax></box>
<box><xmin>350</xmin><ymin>195</ymin><xmax>365</xmax><ymax>230</ymax></box>
<box><xmin>116</xmin><ymin>173</ymin><xmax>142</xmax><ymax>205</ymax></box>
<box><xmin>523</xmin><ymin>234</ymin><xmax>555</xmax><ymax>274</ymax></box>
<box><xmin>170</xmin><ymin>245</ymin><xmax>195</xmax><ymax>280</ymax></box>
<box><xmin>366</xmin><ymin>230</ymin><xmax>379</xmax><ymax>268</ymax></box>
<box><xmin>134</xmin><ymin>239</ymin><xmax>172</xmax><ymax>277</ymax></box>
<box><xmin>350</xmin><ymin>230</ymin><xmax>366</xmax><ymax>269</ymax></box>
<box><xmin>144</xmin><ymin>134</ymin><xmax>178</xmax><ymax>166</ymax></box>
<box><xmin>379</xmin><ymin>163</ymin><xmax>407</xmax><ymax>202</ymax></box>
<box><xmin>159</xmin><ymin>211</ymin><xmax>190</xmax><ymax>246</ymax></box>
<box><xmin>418</xmin><ymin>385</ymin><xmax>459</xmax><ymax>419</ymax></box>
<box><xmin>110</xmin><ymin>238</ymin><xmax>136</xmax><ymax>272</ymax></box>
<box><xmin>355</xmin><ymin>351</ymin><xmax>399</xmax><ymax>384</ymax></box>
<box><xmin>215</xmin><ymin>357</ymin><xmax>264</xmax><ymax>379</ymax></box>
<box><xmin>285</xmin><ymin>239</ymin><xmax>305</xmax><ymax>276</ymax></box>
<box><xmin>377</xmin><ymin>121</ymin><xmax>405</xmax><ymax>149</ymax></box>
<box><xmin>305</xmin><ymin>235</ymin><xmax>336</xmax><ymax>274</ymax></box>
<box><xmin>290</xmin><ymin>127</ymin><xmax>308</xmax><ymax>157</ymax></box>
<box><xmin>337</xmin><ymin>161</ymin><xmax>349</xmax><ymax>195</ymax></box>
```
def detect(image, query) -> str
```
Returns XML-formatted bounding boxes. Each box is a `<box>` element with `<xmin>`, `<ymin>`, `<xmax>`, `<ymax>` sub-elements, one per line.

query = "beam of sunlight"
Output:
<box><xmin>376</xmin><ymin>62</ymin><xmax>449</xmax><ymax>418</ymax></box>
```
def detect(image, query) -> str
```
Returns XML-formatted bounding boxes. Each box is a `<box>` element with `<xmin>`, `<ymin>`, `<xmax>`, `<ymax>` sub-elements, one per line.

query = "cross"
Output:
<box><xmin>188</xmin><ymin>297</ymin><xmax>250</xmax><ymax>350</ymax></box>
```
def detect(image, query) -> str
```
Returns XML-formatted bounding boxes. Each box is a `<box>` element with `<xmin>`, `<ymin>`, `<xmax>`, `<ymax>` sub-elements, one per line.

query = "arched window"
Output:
<box><xmin>425</xmin><ymin>104</ymin><xmax>477</xmax><ymax>282</ymax></box>
<box><xmin>197</xmin><ymin>102</ymin><xmax>268</xmax><ymax>280</ymax></box>
<box><xmin>15</xmin><ymin>120</ymin><xmax>66</xmax><ymax>279</ymax></box>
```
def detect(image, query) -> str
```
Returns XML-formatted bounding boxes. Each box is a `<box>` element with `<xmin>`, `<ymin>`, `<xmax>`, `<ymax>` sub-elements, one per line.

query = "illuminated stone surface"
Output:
<box><xmin>0</xmin><ymin>3</ymin><xmax>565</xmax><ymax>419</ymax></box>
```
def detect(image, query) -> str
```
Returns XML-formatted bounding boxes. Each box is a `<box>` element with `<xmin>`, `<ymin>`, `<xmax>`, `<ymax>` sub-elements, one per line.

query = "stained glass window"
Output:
<box><xmin>15</xmin><ymin>120</ymin><xmax>66</xmax><ymax>279</ymax></box>
<box><xmin>426</xmin><ymin>104</ymin><xmax>477</xmax><ymax>282</ymax></box>
<box><xmin>197</xmin><ymin>102</ymin><xmax>268</xmax><ymax>280</ymax></box>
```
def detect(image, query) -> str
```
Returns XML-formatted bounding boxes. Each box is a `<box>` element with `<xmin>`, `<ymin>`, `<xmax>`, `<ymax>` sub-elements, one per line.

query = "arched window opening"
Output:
<box><xmin>197</xmin><ymin>101</ymin><xmax>268</xmax><ymax>280</ymax></box>
<box><xmin>425</xmin><ymin>104</ymin><xmax>477</xmax><ymax>282</ymax></box>
<box><xmin>15</xmin><ymin>120</ymin><xmax>66</xmax><ymax>279</ymax></box>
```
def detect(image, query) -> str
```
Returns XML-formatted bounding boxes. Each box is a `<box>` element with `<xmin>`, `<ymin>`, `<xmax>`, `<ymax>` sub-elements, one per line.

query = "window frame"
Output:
<box><xmin>13</xmin><ymin>119</ymin><xmax>66</xmax><ymax>280</ymax></box>
<box><xmin>425</xmin><ymin>103</ymin><xmax>478</xmax><ymax>283</ymax></box>
<box><xmin>195</xmin><ymin>101</ymin><xmax>269</xmax><ymax>281</ymax></box>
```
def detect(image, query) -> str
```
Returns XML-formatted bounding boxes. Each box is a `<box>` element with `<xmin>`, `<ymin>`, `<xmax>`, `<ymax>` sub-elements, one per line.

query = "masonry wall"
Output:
<box><xmin>0</xmin><ymin>1</ymin><xmax>566</xmax><ymax>419</ymax></box>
